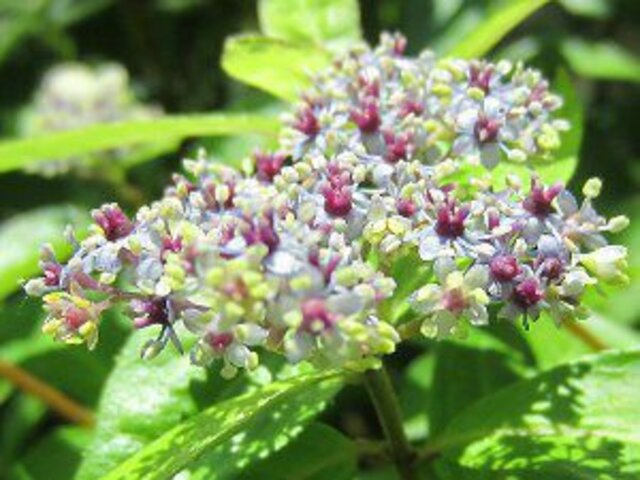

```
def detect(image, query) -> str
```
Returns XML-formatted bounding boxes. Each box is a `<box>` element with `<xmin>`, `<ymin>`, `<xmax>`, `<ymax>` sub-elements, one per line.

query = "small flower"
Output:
<box><xmin>411</xmin><ymin>263</ymin><xmax>490</xmax><ymax>338</ymax></box>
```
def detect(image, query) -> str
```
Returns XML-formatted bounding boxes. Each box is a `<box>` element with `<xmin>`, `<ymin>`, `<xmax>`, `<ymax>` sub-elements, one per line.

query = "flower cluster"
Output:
<box><xmin>20</xmin><ymin>62</ymin><xmax>161</xmax><ymax>177</ymax></box>
<box><xmin>25</xmin><ymin>34</ymin><xmax>628</xmax><ymax>375</ymax></box>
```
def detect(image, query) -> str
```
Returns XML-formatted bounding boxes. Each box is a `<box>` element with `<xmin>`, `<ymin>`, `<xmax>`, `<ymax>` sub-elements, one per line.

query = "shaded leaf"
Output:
<box><xmin>0</xmin><ymin>206</ymin><xmax>88</xmax><ymax>301</ymax></box>
<box><xmin>222</xmin><ymin>35</ymin><xmax>331</xmax><ymax>102</ymax></box>
<box><xmin>238</xmin><ymin>423</ymin><xmax>357</xmax><ymax>480</ymax></box>
<box><xmin>258</xmin><ymin>0</ymin><xmax>361</xmax><ymax>52</ymax></box>
<box><xmin>0</xmin><ymin>113</ymin><xmax>280</xmax><ymax>173</ymax></box>
<box><xmin>562</xmin><ymin>39</ymin><xmax>640</xmax><ymax>83</ymax></box>
<box><xmin>448</xmin><ymin>0</ymin><xmax>550</xmax><ymax>58</ymax></box>
<box><xmin>10</xmin><ymin>427</ymin><xmax>90</xmax><ymax>480</ymax></box>
<box><xmin>432</xmin><ymin>349</ymin><xmax>640</xmax><ymax>479</ymax></box>
<box><xmin>103</xmin><ymin>371</ymin><xmax>344</xmax><ymax>480</ymax></box>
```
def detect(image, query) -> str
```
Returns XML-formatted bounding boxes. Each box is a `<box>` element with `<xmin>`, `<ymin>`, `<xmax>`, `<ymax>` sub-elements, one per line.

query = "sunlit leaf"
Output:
<box><xmin>75</xmin><ymin>331</ymin><xmax>209</xmax><ymax>480</ymax></box>
<box><xmin>432</xmin><ymin>349</ymin><xmax>640</xmax><ymax>479</ymax></box>
<box><xmin>0</xmin><ymin>206</ymin><xmax>87</xmax><ymax>301</ymax></box>
<box><xmin>258</xmin><ymin>0</ymin><xmax>361</xmax><ymax>52</ymax></box>
<box><xmin>0</xmin><ymin>113</ymin><xmax>280</xmax><ymax>173</ymax></box>
<box><xmin>222</xmin><ymin>35</ymin><xmax>331</xmax><ymax>102</ymax></box>
<box><xmin>239</xmin><ymin>423</ymin><xmax>358</xmax><ymax>480</ymax></box>
<box><xmin>562</xmin><ymin>38</ymin><xmax>640</xmax><ymax>83</ymax></box>
<box><xmin>103</xmin><ymin>371</ymin><xmax>344</xmax><ymax>480</ymax></box>
<box><xmin>448</xmin><ymin>0</ymin><xmax>550</xmax><ymax>58</ymax></box>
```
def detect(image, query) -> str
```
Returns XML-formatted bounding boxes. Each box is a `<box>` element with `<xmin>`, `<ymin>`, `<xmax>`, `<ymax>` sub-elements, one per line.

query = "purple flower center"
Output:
<box><xmin>490</xmin><ymin>255</ymin><xmax>521</xmax><ymax>282</ymax></box>
<box><xmin>294</xmin><ymin>107</ymin><xmax>320</xmax><ymax>137</ymax></box>
<box><xmin>514</xmin><ymin>278</ymin><xmax>544</xmax><ymax>309</ymax></box>
<box><xmin>301</xmin><ymin>298</ymin><xmax>335</xmax><ymax>333</ymax></box>
<box><xmin>474</xmin><ymin>115</ymin><xmax>500</xmax><ymax>144</ymax></box>
<box><xmin>435</xmin><ymin>202</ymin><xmax>469</xmax><ymax>238</ymax></box>
<box><xmin>523</xmin><ymin>178</ymin><xmax>564</xmax><ymax>217</ymax></box>
<box><xmin>443</xmin><ymin>288</ymin><xmax>467</xmax><ymax>314</ymax></box>
<box><xmin>133</xmin><ymin>299</ymin><xmax>169</xmax><ymax>329</ymax></box>
<box><xmin>255</xmin><ymin>151</ymin><xmax>286</xmax><ymax>182</ymax></box>
<box><xmin>206</xmin><ymin>331</ymin><xmax>234</xmax><ymax>352</ymax></box>
<box><xmin>469</xmin><ymin>65</ymin><xmax>493</xmax><ymax>93</ymax></box>
<box><xmin>351</xmin><ymin>99</ymin><xmax>381</xmax><ymax>133</ymax></box>
<box><xmin>43</xmin><ymin>263</ymin><xmax>62</xmax><ymax>287</ymax></box>
<box><xmin>93</xmin><ymin>205</ymin><xmax>133</xmax><ymax>241</ymax></box>
<box><xmin>383</xmin><ymin>131</ymin><xmax>410</xmax><ymax>163</ymax></box>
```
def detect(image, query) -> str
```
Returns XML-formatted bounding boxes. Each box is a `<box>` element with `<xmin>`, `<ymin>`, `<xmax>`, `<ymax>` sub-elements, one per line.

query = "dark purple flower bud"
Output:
<box><xmin>490</xmin><ymin>255</ymin><xmax>521</xmax><ymax>282</ymax></box>
<box><xmin>294</xmin><ymin>107</ymin><xmax>320</xmax><ymax>137</ymax></box>
<box><xmin>357</xmin><ymin>75</ymin><xmax>380</xmax><ymax>98</ymax></box>
<box><xmin>523</xmin><ymin>178</ymin><xmax>564</xmax><ymax>217</ymax></box>
<box><xmin>301</xmin><ymin>298</ymin><xmax>335</xmax><ymax>333</ymax></box>
<box><xmin>474</xmin><ymin>115</ymin><xmax>500</xmax><ymax>144</ymax></box>
<box><xmin>514</xmin><ymin>278</ymin><xmax>544</xmax><ymax>309</ymax></box>
<box><xmin>469</xmin><ymin>65</ymin><xmax>493</xmax><ymax>93</ymax></box>
<box><xmin>255</xmin><ymin>151</ymin><xmax>286</xmax><ymax>182</ymax></box>
<box><xmin>92</xmin><ymin>204</ymin><xmax>133</xmax><ymax>241</ymax></box>
<box><xmin>350</xmin><ymin>99</ymin><xmax>381</xmax><ymax>133</ymax></box>
<box><xmin>435</xmin><ymin>201</ymin><xmax>469</xmax><ymax>238</ymax></box>
<box><xmin>392</xmin><ymin>35</ymin><xmax>407</xmax><ymax>56</ymax></box>
<box><xmin>162</xmin><ymin>236</ymin><xmax>183</xmax><ymax>255</ymax></box>
<box><xmin>397</xmin><ymin>198</ymin><xmax>417</xmax><ymax>217</ymax></box>
<box><xmin>323</xmin><ymin>185</ymin><xmax>353</xmax><ymax>217</ymax></box>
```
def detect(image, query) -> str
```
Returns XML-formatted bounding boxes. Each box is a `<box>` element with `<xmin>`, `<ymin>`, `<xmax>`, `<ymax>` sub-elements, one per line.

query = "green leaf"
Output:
<box><xmin>400</xmin><ymin>353</ymin><xmax>434</xmax><ymax>442</ymax></box>
<box><xmin>428</xmin><ymin>334</ymin><xmax>527</xmax><ymax>437</ymax></box>
<box><xmin>75</xmin><ymin>331</ymin><xmax>209</xmax><ymax>480</ymax></box>
<box><xmin>10</xmin><ymin>427</ymin><xmax>91</xmax><ymax>480</ymax></box>
<box><xmin>258</xmin><ymin>0</ymin><xmax>361</xmax><ymax>52</ymax></box>
<box><xmin>562</xmin><ymin>38</ymin><xmax>640</xmax><ymax>83</ymax></box>
<box><xmin>222</xmin><ymin>35</ymin><xmax>331</xmax><ymax>102</ymax></box>
<box><xmin>448</xmin><ymin>0</ymin><xmax>550</xmax><ymax>58</ymax></box>
<box><xmin>0</xmin><ymin>113</ymin><xmax>280</xmax><ymax>173</ymax></box>
<box><xmin>0</xmin><ymin>205</ymin><xmax>88</xmax><ymax>301</ymax></box>
<box><xmin>239</xmin><ymin>423</ymin><xmax>357</xmax><ymax>480</ymax></box>
<box><xmin>103</xmin><ymin>371</ymin><xmax>344</xmax><ymax>480</ymax></box>
<box><xmin>558</xmin><ymin>0</ymin><xmax>612</xmax><ymax>19</ymax></box>
<box><xmin>431</xmin><ymin>349</ymin><xmax>640</xmax><ymax>479</ymax></box>
<box><xmin>522</xmin><ymin>314</ymin><xmax>640</xmax><ymax>370</ymax></box>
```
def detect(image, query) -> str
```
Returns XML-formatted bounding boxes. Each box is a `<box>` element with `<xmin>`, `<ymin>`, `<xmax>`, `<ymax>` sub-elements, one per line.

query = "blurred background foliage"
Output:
<box><xmin>0</xmin><ymin>1</ymin><xmax>638</xmax><ymax>479</ymax></box>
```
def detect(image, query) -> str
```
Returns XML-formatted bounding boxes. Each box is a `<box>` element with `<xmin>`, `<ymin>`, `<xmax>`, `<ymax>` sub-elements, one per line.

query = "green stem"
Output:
<box><xmin>364</xmin><ymin>365</ymin><xmax>417</xmax><ymax>480</ymax></box>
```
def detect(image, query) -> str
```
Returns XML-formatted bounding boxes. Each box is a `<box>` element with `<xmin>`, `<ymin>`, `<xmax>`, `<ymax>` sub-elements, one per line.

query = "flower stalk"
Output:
<box><xmin>364</xmin><ymin>365</ymin><xmax>417</xmax><ymax>480</ymax></box>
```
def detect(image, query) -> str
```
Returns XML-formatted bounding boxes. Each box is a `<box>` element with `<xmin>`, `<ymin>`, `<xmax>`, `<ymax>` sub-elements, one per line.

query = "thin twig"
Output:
<box><xmin>565</xmin><ymin>321</ymin><xmax>607</xmax><ymax>352</ymax></box>
<box><xmin>0</xmin><ymin>360</ymin><xmax>95</xmax><ymax>428</ymax></box>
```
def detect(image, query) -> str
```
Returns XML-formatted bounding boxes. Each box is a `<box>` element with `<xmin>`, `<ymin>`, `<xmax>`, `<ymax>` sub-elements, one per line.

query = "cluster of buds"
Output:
<box><xmin>20</xmin><ymin>62</ymin><xmax>162</xmax><ymax>177</ymax></box>
<box><xmin>25</xmin><ymin>34</ymin><xmax>629</xmax><ymax>375</ymax></box>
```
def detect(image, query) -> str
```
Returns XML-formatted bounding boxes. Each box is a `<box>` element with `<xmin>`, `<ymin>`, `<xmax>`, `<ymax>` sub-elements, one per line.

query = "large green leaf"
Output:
<box><xmin>74</xmin><ymin>331</ymin><xmax>208</xmax><ymax>480</ymax></box>
<box><xmin>0</xmin><ymin>205</ymin><xmax>87</xmax><ymax>301</ymax></box>
<box><xmin>427</xmin><ymin>332</ymin><xmax>529</xmax><ymax>437</ymax></box>
<box><xmin>430</xmin><ymin>349</ymin><xmax>640</xmax><ymax>479</ymax></box>
<box><xmin>238</xmin><ymin>423</ymin><xmax>357</xmax><ymax>480</ymax></box>
<box><xmin>521</xmin><ymin>314</ymin><xmax>640</xmax><ymax>370</ymax></box>
<box><xmin>10</xmin><ymin>427</ymin><xmax>91</xmax><ymax>480</ymax></box>
<box><xmin>0</xmin><ymin>113</ymin><xmax>280</xmax><ymax>173</ymax></box>
<box><xmin>447</xmin><ymin>0</ymin><xmax>550</xmax><ymax>58</ymax></box>
<box><xmin>102</xmin><ymin>370</ymin><xmax>344</xmax><ymax>480</ymax></box>
<box><xmin>222</xmin><ymin>35</ymin><xmax>331</xmax><ymax>102</ymax></box>
<box><xmin>562</xmin><ymin>38</ymin><xmax>640</xmax><ymax>83</ymax></box>
<box><xmin>258</xmin><ymin>0</ymin><xmax>361</xmax><ymax>52</ymax></box>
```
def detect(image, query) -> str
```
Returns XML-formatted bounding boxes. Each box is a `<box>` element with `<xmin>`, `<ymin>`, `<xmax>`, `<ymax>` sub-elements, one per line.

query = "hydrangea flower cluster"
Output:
<box><xmin>25</xmin><ymin>34</ymin><xmax>629</xmax><ymax>376</ymax></box>
<box><xmin>20</xmin><ymin>62</ymin><xmax>161</xmax><ymax>177</ymax></box>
